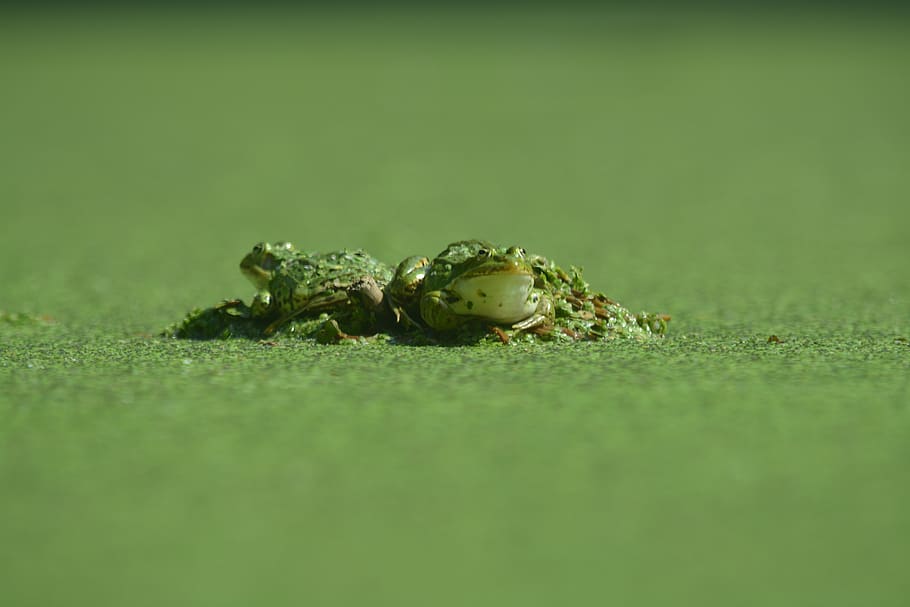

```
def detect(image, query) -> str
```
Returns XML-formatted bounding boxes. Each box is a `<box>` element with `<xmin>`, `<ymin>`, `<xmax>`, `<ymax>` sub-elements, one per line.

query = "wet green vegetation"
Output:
<box><xmin>2</xmin><ymin>9</ymin><xmax>909</xmax><ymax>607</ymax></box>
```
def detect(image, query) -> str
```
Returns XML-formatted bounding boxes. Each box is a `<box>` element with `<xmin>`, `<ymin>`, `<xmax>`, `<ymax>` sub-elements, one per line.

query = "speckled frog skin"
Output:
<box><xmin>388</xmin><ymin>240</ymin><xmax>553</xmax><ymax>332</ymax></box>
<box><xmin>239</xmin><ymin>242</ymin><xmax>393</xmax><ymax>335</ymax></box>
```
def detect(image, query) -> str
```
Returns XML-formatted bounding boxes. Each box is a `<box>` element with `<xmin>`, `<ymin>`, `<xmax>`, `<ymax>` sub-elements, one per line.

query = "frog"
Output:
<box><xmin>233</xmin><ymin>242</ymin><xmax>393</xmax><ymax>336</ymax></box>
<box><xmin>388</xmin><ymin>240</ymin><xmax>554</xmax><ymax>332</ymax></box>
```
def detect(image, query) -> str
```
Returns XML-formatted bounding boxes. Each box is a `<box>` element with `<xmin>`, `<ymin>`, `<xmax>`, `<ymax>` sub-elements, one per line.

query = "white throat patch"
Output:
<box><xmin>451</xmin><ymin>274</ymin><xmax>536</xmax><ymax>323</ymax></box>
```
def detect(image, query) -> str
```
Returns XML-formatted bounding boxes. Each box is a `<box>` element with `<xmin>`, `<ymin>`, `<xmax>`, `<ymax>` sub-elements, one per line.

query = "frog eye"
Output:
<box><xmin>253</xmin><ymin>243</ymin><xmax>265</xmax><ymax>254</ymax></box>
<box><xmin>478</xmin><ymin>248</ymin><xmax>490</xmax><ymax>257</ymax></box>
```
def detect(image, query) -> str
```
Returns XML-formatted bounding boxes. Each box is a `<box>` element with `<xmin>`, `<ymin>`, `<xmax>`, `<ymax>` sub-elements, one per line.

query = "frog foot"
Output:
<box><xmin>419</xmin><ymin>290</ymin><xmax>466</xmax><ymax>332</ymax></box>
<box><xmin>215</xmin><ymin>299</ymin><xmax>252</xmax><ymax>318</ymax></box>
<box><xmin>511</xmin><ymin>291</ymin><xmax>554</xmax><ymax>332</ymax></box>
<box><xmin>316</xmin><ymin>319</ymin><xmax>378</xmax><ymax>345</ymax></box>
<box><xmin>390</xmin><ymin>305</ymin><xmax>424</xmax><ymax>330</ymax></box>
<box><xmin>316</xmin><ymin>319</ymin><xmax>351</xmax><ymax>344</ymax></box>
<box><xmin>249</xmin><ymin>292</ymin><xmax>272</xmax><ymax>318</ymax></box>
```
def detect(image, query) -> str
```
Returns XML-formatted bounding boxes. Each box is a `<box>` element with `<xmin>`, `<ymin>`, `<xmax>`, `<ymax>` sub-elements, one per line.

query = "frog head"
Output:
<box><xmin>239</xmin><ymin>241</ymin><xmax>298</xmax><ymax>289</ymax></box>
<box><xmin>419</xmin><ymin>240</ymin><xmax>544</xmax><ymax>331</ymax></box>
<box><xmin>387</xmin><ymin>255</ymin><xmax>431</xmax><ymax>326</ymax></box>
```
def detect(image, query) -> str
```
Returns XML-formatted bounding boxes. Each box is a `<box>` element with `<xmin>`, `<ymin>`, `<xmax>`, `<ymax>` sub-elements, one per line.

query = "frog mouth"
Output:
<box><xmin>451</xmin><ymin>273</ymin><xmax>536</xmax><ymax>323</ymax></box>
<box><xmin>241</xmin><ymin>264</ymin><xmax>272</xmax><ymax>288</ymax></box>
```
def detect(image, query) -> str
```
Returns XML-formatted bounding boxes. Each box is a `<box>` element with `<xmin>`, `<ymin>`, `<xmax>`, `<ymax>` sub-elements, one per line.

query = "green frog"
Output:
<box><xmin>388</xmin><ymin>240</ymin><xmax>554</xmax><ymax>332</ymax></box>
<box><xmin>236</xmin><ymin>242</ymin><xmax>393</xmax><ymax>336</ymax></box>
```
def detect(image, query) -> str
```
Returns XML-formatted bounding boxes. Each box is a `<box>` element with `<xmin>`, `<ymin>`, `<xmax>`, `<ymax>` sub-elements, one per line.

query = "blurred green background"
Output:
<box><xmin>2</xmin><ymin>7</ymin><xmax>909</xmax><ymax>607</ymax></box>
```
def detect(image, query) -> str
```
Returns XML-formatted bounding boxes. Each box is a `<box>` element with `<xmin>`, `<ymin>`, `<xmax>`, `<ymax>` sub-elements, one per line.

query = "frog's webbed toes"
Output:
<box><xmin>249</xmin><ymin>290</ymin><xmax>276</xmax><ymax>315</ymax></box>
<box><xmin>316</xmin><ymin>319</ymin><xmax>348</xmax><ymax>344</ymax></box>
<box><xmin>388</xmin><ymin>302</ymin><xmax>423</xmax><ymax>330</ymax></box>
<box><xmin>512</xmin><ymin>292</ymin><xmax>555</xmax><ymax>332</ymax></box>
<box><xmin>216</xmin><ymin>299</ymin><xmax>253</xmax><ymax>318</ymax></box>
<box><xmin>512</xmin><ymin>313</ymin><xmax>550</xmax><ymax>332</ymax></box>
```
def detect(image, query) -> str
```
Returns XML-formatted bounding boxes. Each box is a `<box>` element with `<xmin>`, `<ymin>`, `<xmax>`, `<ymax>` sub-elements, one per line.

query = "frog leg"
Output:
<box><xmin>262</xmin><ymin>291</ymin><xmax>351</xmax><ymax>336</ymax></box>
<box><xmin>512</xmin><ymin>290</ymin><xmax>555</xmax><ymax>332</ymax></box>
<box><xmin>249</xmin><ymin>291</ymin><xmax>272</xmax><ymax>318</ymax></box>
<box><xmin>215</xmin><ymin>298</ymin><xmax>246</xmax><ymax>310</ymax></box>
<box><xmin>217</xmin><ymin>293</ymin><xmax>271</xmax><ymax>319</ymax></box>
<box><xmin>215</xmin><ymin>298</ymin><xmax>252</xmax><ymax>318</ymax></box>
<box><xmin>419</xmin><ymin>290</ymin><xmax>467</xmax><ymax>331</ymax></box>
<box><xmin>315</xmin><ymin>319</ymin><xmax>357</xmax><ymax>344</ymax></box>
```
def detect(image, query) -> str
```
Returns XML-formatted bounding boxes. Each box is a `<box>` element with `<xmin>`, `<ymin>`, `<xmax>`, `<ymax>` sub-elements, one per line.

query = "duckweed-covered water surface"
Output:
<box><xmin>2</xmin><ymin>8</ymin><xmax>909</xmax><ymax>607</ymax></box>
